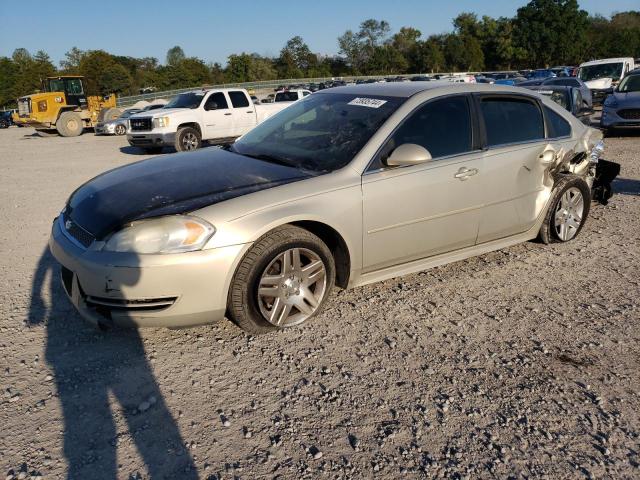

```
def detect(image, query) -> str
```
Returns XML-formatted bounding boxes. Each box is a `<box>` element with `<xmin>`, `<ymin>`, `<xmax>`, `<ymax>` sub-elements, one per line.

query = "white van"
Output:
<box><xmin>577</xmin><ymin>57</ymin><xmax>635</xmax><ymax>104</ymax></box>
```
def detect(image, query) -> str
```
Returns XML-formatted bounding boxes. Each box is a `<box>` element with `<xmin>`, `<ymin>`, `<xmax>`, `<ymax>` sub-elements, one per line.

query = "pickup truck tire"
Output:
<box><xmin>175</xmin><ymin>126</ymin><xmax>201</xmax><ymax>152</ymax></box>
<box><xmin>539</xmin><ymin>175</ymin><xmax>591</xmax><ymax>244</ymax></box>
<box><xmin>57</xmin><ymin>112</ymin><xmax>84</xmax><ymax>137</ymax></box>
<box><xmin>227</xmin><ymin>225</ymin><xmax>335</xmax><ymax>334</ymax></box>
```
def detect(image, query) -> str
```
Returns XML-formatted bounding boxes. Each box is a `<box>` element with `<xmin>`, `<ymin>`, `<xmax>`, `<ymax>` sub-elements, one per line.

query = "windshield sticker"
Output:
<box><xmin>348</xmin><ymin>97</ymin><xmax>387</xmax><ymax>108</ymax></box>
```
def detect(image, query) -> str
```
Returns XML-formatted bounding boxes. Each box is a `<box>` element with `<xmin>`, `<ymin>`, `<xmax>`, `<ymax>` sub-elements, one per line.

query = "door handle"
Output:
<box><xmin>454</xmin><ymin>167</ymin><xmax>478</xmax><ymax>181</ymax></box>
<box><xmin>224</xmin><ymin>113</ymin><xmax>232</xmax><ymax>116</ymax></box>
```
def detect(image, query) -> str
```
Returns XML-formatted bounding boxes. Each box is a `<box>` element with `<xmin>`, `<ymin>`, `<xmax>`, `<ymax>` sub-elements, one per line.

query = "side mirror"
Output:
<box><xmin>205</xmin><ymin>102</ymin><xmax>218</xmax><ymax>111</ymax></box>
<box><xmin>385</xmin><ymin>143</ymin><xmax>432</xmax><ymax>167</ymax></box>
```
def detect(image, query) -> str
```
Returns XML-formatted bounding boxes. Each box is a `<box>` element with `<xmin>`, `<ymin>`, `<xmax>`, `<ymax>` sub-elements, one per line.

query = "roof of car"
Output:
<box><xmin>579</xmin><ymin>57</ymin><xmax>634</xmax><ymax>67</ymax></box>
<box><xmin>316</xmin><ymin>82</ymin><xmax>544</xmax><ymax>98</ymax></box>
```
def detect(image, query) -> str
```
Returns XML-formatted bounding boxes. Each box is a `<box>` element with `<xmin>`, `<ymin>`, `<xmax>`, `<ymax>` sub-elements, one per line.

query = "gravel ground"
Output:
<box><xmin>1</xmin><ymin>126</ymin><xmax>639</xmax><ymax>480</ymax></box>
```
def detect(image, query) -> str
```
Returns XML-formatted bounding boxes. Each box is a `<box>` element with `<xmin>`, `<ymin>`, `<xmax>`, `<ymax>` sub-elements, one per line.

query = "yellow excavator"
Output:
<box><xmin>11</xmin><ymin>76</ymin><xmax>121</xmax><ymax>136</ymax></box>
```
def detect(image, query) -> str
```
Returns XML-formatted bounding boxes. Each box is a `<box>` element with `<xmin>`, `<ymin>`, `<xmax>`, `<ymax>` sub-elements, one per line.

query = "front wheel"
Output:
<box><xmin>539</xmin><ymin>175</ymin><xmax>591</xmax><ymax>244</ymax></box>
<box><xmin>227</xmin><ymin>226</ymin><xmax>335</xmax><ymax>334</ymax></box>
<box><xmin>175</xmin><ymin>126</ymin><xmax>201</xmax><ymax>152</ymax></box>
<box><xmin>114</xmin><ymin>124</ymin><xmax>126</xmax><ymax>135</ymax></box>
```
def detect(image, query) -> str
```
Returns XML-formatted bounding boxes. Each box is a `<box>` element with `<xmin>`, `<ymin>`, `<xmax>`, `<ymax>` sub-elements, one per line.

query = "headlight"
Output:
<box><xmin>590</xmin><ymin>140</ymin><xmax>605</xmax><ymax>164</ymax></box>
<box><xmin>103</xmin><ymin>215</ymin><xmax>215</xmax><ymax>254</ymax></box>
<box><xmin>152</xmin><ymin>116</ymin><xmax>170</xmax><ymax>128</ymax></box>
<box><xmin>603</xmin><ymin>95</ymin><xmax>618</xmax><ymax>107</ymax></box>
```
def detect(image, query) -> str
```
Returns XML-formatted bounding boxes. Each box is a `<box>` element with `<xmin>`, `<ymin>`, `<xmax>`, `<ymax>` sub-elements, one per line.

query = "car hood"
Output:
<box><xmin>585</xmin><ymin>78</ymin><xmax>613</xmax><ymax>89</ymax></box>
<box><xmin>610</xmin><ymin>91</ymin><xmax>640</xmax><ymax>106</ymax></box>
<box><xmin>65</xmin><ymin>149</ymin><xmax>314</xmax><ymax>239</ymax></box>
<box><xmin>129</xmin><ymin>108</ymin><xmax>182</xmax><ymax>118</ymax></box>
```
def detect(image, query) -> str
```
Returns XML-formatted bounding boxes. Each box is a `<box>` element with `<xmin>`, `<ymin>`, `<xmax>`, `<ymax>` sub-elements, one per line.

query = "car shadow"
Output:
<box><xmin>613</xmin><ymin>177</ymin><xmax>640</xmax><ymax>196</ymax></box>
<box><xmin>118</xmin><ymin>146</ymin><xmax>161</xmax><ymax>155</ymax></box>
<box><xmin>28</xmin><ymin>248</ymin><xmax>198</xmax><ymax>479</ymax></box>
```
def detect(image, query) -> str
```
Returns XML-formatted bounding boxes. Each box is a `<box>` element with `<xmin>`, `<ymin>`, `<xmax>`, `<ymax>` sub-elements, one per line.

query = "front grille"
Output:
<box><xmin>85</xmin><ymin>295</ymin><xmax>177</xmax><ymax>312</ymax></box>
<box><xmin>618</xmin><ymin>109</ymin><xmax>640</xmax><ymax>120</ymax></box>
<box><xmin>63</xmin><ymin>215</ymin><xmax>95</xmax><ymax>248</ymax></box>
<box><xmin>130</xmin><ymin>117</ymin><xmax>152</xmax><ymax>131</ymax></box>
<box><xmin>18</xmin><ymin>98</ymin><xmax>31</xmax><ymax>117</ymax></box>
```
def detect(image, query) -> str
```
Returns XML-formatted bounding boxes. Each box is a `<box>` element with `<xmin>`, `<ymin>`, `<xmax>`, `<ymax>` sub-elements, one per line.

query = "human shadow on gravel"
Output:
<box><xmin>28</xmin><ymin>248</ymin><xmax>198</xmax><ymax>480</ymax></box>
<box><xmin>613</xmin><ymin>177</ymin><xmax>640</xmax><ymax>196</ymax></box>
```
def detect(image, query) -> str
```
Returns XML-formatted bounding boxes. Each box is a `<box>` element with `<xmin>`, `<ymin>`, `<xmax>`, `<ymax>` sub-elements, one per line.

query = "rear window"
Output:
<box><xmin>229</xmin><ymin>91</ymin><xmax>250</xmax><ymax>108</ymax></box>
<box><xmin>275</xmin><ymin>91</ymin><xmax>300</xmax><ymax>102</ymax></box>
<box><xmin>545</xmin><ymin>106</ymin><xmax>571</xmax><ymax>138</ymax></box>
<box><xmin>480</xmin><ymin>97</ymin><xmax>544</xmax><ymax>147</ymax></box>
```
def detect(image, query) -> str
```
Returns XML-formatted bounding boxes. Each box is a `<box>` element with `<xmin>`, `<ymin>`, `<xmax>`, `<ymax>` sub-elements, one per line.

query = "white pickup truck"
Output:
<box><xmin>127</xmin><ymin>88</ymin><xmax>290</xmax><ymax>152</ymax></box>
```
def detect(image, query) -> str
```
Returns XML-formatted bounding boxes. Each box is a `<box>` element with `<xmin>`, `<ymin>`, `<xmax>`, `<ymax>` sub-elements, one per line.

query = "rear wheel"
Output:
<box><xmin>0</xmin><ymin>119</ymin><xmax>8</xmax><ymax>129</ymax></box>
<box><xmin>228</xmin><ymin>225</ymin><xmax>335</xmax><ymax>334</ymax></box>
<box><xmin>539</xmin><ymin>175</ymin><xmax>591</xmax><ymax>244</ymax></box>
<box><xmin>175</xmin><ymin>126</ymin><xmax>201</xmax><ymax>152</ymax></box>
<box><xmin>99</xmin><ymin>108</ymin><xmax>122</xmax><ymax>122</ymax></box>
<box><xmin>56</xmin><ymin>112</ymin><xmax>84</xmax><ymax>137</ymax></box>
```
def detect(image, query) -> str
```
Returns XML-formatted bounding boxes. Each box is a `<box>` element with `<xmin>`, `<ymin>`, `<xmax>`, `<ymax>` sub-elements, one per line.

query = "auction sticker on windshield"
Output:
<box><xmin>348</xmin><ymin>97</ymin><xmax>388</xmax><ymax>108</ymax></box>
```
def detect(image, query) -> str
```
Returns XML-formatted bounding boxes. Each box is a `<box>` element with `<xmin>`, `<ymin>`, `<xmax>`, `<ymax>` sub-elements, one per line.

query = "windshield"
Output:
<box><xmin>164</xmin><ymin>92</ymin><xmax>205</xmax><ymax>109</ymax></box>
<box><xmin>617</xmin><ymin>74</ymin><xmax>640</xmax><ymax>93</ymax></box>
<box><xmin>578</xmin><ymin>63</ymin><xmax>623</xmax><ymax>82</ymax></box>
<box><xmin>232</xmin><ymin>93</ymin><xmax>405</xmax><ymax>172</ymax></box>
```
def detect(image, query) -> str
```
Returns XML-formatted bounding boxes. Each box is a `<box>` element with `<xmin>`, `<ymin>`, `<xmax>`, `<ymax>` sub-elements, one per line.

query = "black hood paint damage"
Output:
<box><xmin>66</xmin><ymin>148</ymin><xmax>314</xmax><ymax>239</ymax></box>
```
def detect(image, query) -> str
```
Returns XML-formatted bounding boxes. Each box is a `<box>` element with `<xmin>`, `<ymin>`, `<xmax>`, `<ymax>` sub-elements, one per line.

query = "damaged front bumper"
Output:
<box><xmin>48</xmin><ymin>216</ymin><xmax>247</xmax><ymax>328</ymax></box>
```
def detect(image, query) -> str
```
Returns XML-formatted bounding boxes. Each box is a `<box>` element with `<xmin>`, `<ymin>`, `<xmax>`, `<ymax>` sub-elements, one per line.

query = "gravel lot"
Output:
<box><xmin>1</xmin><ymin>126</ymin><xmax>639</xmax><ymax>479</ymax></box>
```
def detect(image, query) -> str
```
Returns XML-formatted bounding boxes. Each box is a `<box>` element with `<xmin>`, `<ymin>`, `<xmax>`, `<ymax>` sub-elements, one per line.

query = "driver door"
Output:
<box><xmin>202</xmin><ymin>91</ymin><xmax>233</xmax><ymax>139</ymax></box>
<box><xmin>362</xmin><ymin>95</ymin><xmax>485</xmax><ymax>272</ymax></box>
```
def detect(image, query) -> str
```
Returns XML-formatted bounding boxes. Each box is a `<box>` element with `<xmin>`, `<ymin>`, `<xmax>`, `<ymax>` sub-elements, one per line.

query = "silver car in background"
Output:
<box><xmin>95</xmin><ymin>108</ymin><xmax>142</xmax><ymax>136</ymax></box>
<box><xmin>50</xmin><ymin>83</ymin><xmax>609</xmax><ymax>334</ymax></box>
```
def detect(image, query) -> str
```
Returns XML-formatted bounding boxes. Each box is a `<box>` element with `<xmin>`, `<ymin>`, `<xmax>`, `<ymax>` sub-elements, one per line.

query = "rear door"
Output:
<box><xmin>202</xmin><ymin>91</ymin><xmax>233</xmax><ymax>139</ymax></box>
<box><xmin>228</xmin><ymin>90</ymin><xmax>256</xmax><ymax>136</ymax></box>
<box><xmin>362</xmin><ymin>94</ymin><xmax>485</xmax><ymax>271</ymax></box>
<box><xmin>474</xmin><ymin>94</ymin><xmax>560</xmax><ymax>243</ymax></box>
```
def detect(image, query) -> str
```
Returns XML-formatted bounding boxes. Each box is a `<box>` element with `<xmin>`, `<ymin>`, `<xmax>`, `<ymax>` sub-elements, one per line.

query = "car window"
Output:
<box><xmin>381</xmin><ymin>95</ymin><xmax>473</xmax><ymax>162</ymax></box>
<box><xmin>205</xmin><ymin>92</ymin><xmax>228</xmax><ymax>110</ymax></box>
<box><xmin>275</xmin><ymin>91</ymin><xmax>300</xmax><ymax>102</ymax></box>
<box><xmin>228</xmin><ymin>91</ymin><xmax>249</xmax><ymax>108</ymax></box>
<box><xmin>480</xmin><ymin>97</ymin><xmax>544</xmax><ymax>147</ymax></box>
<box><xmin>302</xmin><ymin>91</ymin><xmax>310</xmax><ymax>97</ymax></box>
<box><xmin>544</xmin><ymin>106</ymin><xmax>571</xmax><ymax>138</ymax></box>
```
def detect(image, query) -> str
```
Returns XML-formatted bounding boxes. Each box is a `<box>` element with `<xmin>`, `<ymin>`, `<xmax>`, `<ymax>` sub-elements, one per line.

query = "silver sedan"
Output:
<box><xmin>94</xmin><ymin>108</ymin><xmax>142</xmax><ymax>135</ymax></box>
<box><xmin>50</xmin><ymin>83</ymin><xmax>608</xmax><ymax>333</ymax></box>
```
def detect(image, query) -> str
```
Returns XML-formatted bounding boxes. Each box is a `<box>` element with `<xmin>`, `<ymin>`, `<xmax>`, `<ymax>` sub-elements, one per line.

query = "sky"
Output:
<box><xmin>0</xmin><ymin>0</ymin><xmax>637</xmax><ymax>66</ymax></box>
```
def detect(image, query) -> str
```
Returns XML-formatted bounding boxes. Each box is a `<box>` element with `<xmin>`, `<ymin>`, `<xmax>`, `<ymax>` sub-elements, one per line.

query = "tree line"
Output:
<box><xmin>1</xmin><ymin>0</ymin><xmax>639</xmax><ymax>107</ymax></box>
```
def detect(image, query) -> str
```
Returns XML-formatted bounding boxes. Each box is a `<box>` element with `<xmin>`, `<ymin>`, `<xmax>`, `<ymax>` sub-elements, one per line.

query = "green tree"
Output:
<box><xmin>60</xmin><ymin>47</ymin><xmax>85</xmax><ymax>72</ymax></box>
<box><xmin>166</xmin><ymin>46</ymin><xmax>186</xmax><ymax>66</ymax></box>
<box><xmin>514</xmin><ymin>0</ymin><xmax>589</xmax><ymax>67</ymax></box>
<box><xmin>100</xmin><ymin>63</ymin><xmax>132</xmax><ymax>94</ymax></box>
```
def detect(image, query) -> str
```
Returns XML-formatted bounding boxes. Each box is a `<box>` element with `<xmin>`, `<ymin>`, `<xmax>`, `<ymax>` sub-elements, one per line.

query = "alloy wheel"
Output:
<box><xmin>257</xmin><ymin>248</ymin><xmax>327</xmax><ymax>327</ymax></box>
<box><xmin>554</xmin><ymin>187</ymin><xmax>584</xmax><ymax>241</ymax></box>
<box><xmin>182</xmin><ymin>132</ymin><xmax>199</xmax><ymax>150</ymax></box>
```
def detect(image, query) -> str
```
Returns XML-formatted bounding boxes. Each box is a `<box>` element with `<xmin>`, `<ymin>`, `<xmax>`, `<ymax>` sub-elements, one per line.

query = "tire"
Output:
<box><xmin>539</xmin><ymin>175</ymin><xmax>591</xmax><ymax>244</ymax></box>
<box><xmin>228</xmin><ymin>225</ymin><xmax>336</xmax><ymax>334</ymax></box>
<box><xmin>56</xmin><ymin>112</ymin><xmax>84</xmax><ymax>137</ymax></box>
<box><xmin>98</xmin><ymin>108</ymin><xmax>122</xmax><ymax>122</ymax></box>
<box><xmin>114</xmin><ymin>124</ymin><xmax>126</xmax><ymax>135</ymax></box>
<box><xmin>0</xmin><ymin>120</ymin><xmax>8</xmax><ymax>129</ymax></box>
<box><xmin>175</xmin><ymin>126</ymin><xmax>201</xmax><ymax>152</ymax></box>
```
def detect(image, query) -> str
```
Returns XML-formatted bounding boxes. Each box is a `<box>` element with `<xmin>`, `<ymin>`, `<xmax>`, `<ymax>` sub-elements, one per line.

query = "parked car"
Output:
<box><xmin>494</xmin><ymin>74</ymin><xmax>527</xmax><ymax>86</ymax></box>
<box><xmin>411</xmin><ymin>76</ymin><xmax>432</xmax><ymax>82</ymax></box>
<box><xmin>0</xmin><ymin>110</ymin><xmax>14</xmax><ymax>128</ymax></box>
<box><xmin>127</xmin><ymin>88</ymin><xmax>290</xmax><ymax>153</ymax></box>
<box><xmin>539</xmin><ymin>77</ymin><xmax>593</xmax><ymax>107</ymax></box>
<box><xmin>94</xmin><ymin>108</ymin><xmax>143</xmax><ymax>136</ymax></box>
<box><xmin>577</xmin><ymin>57</ymin><xmax>636</xmax><ymax>105</ymax></box>
<box><xmin>524</xmin><ymin>86</ymin><xmax>592</xmax><ymax>124</ymax></box>
<box><xmin>550</xmin><ymin>66</ymin><xmax>573</xmax><ymax>77</ymax></box>
<box><xmin>528</xmin><ymin>69</ymin><xmax>556</xmax><ymax>80</ymax></box>
<box><xmin>600</xmin><ymin>68</ymin><xmax>640</xmax><ymax>134</ymax></box>
<box><xmin>274</xmin><ymin>89</ymin><xmax>311</xmax><ymax>102</ymax></box>
<box><xmin>50</xmin><ymin>82</ymin><xmax>609</xmax><ymax>333</ymax></box>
